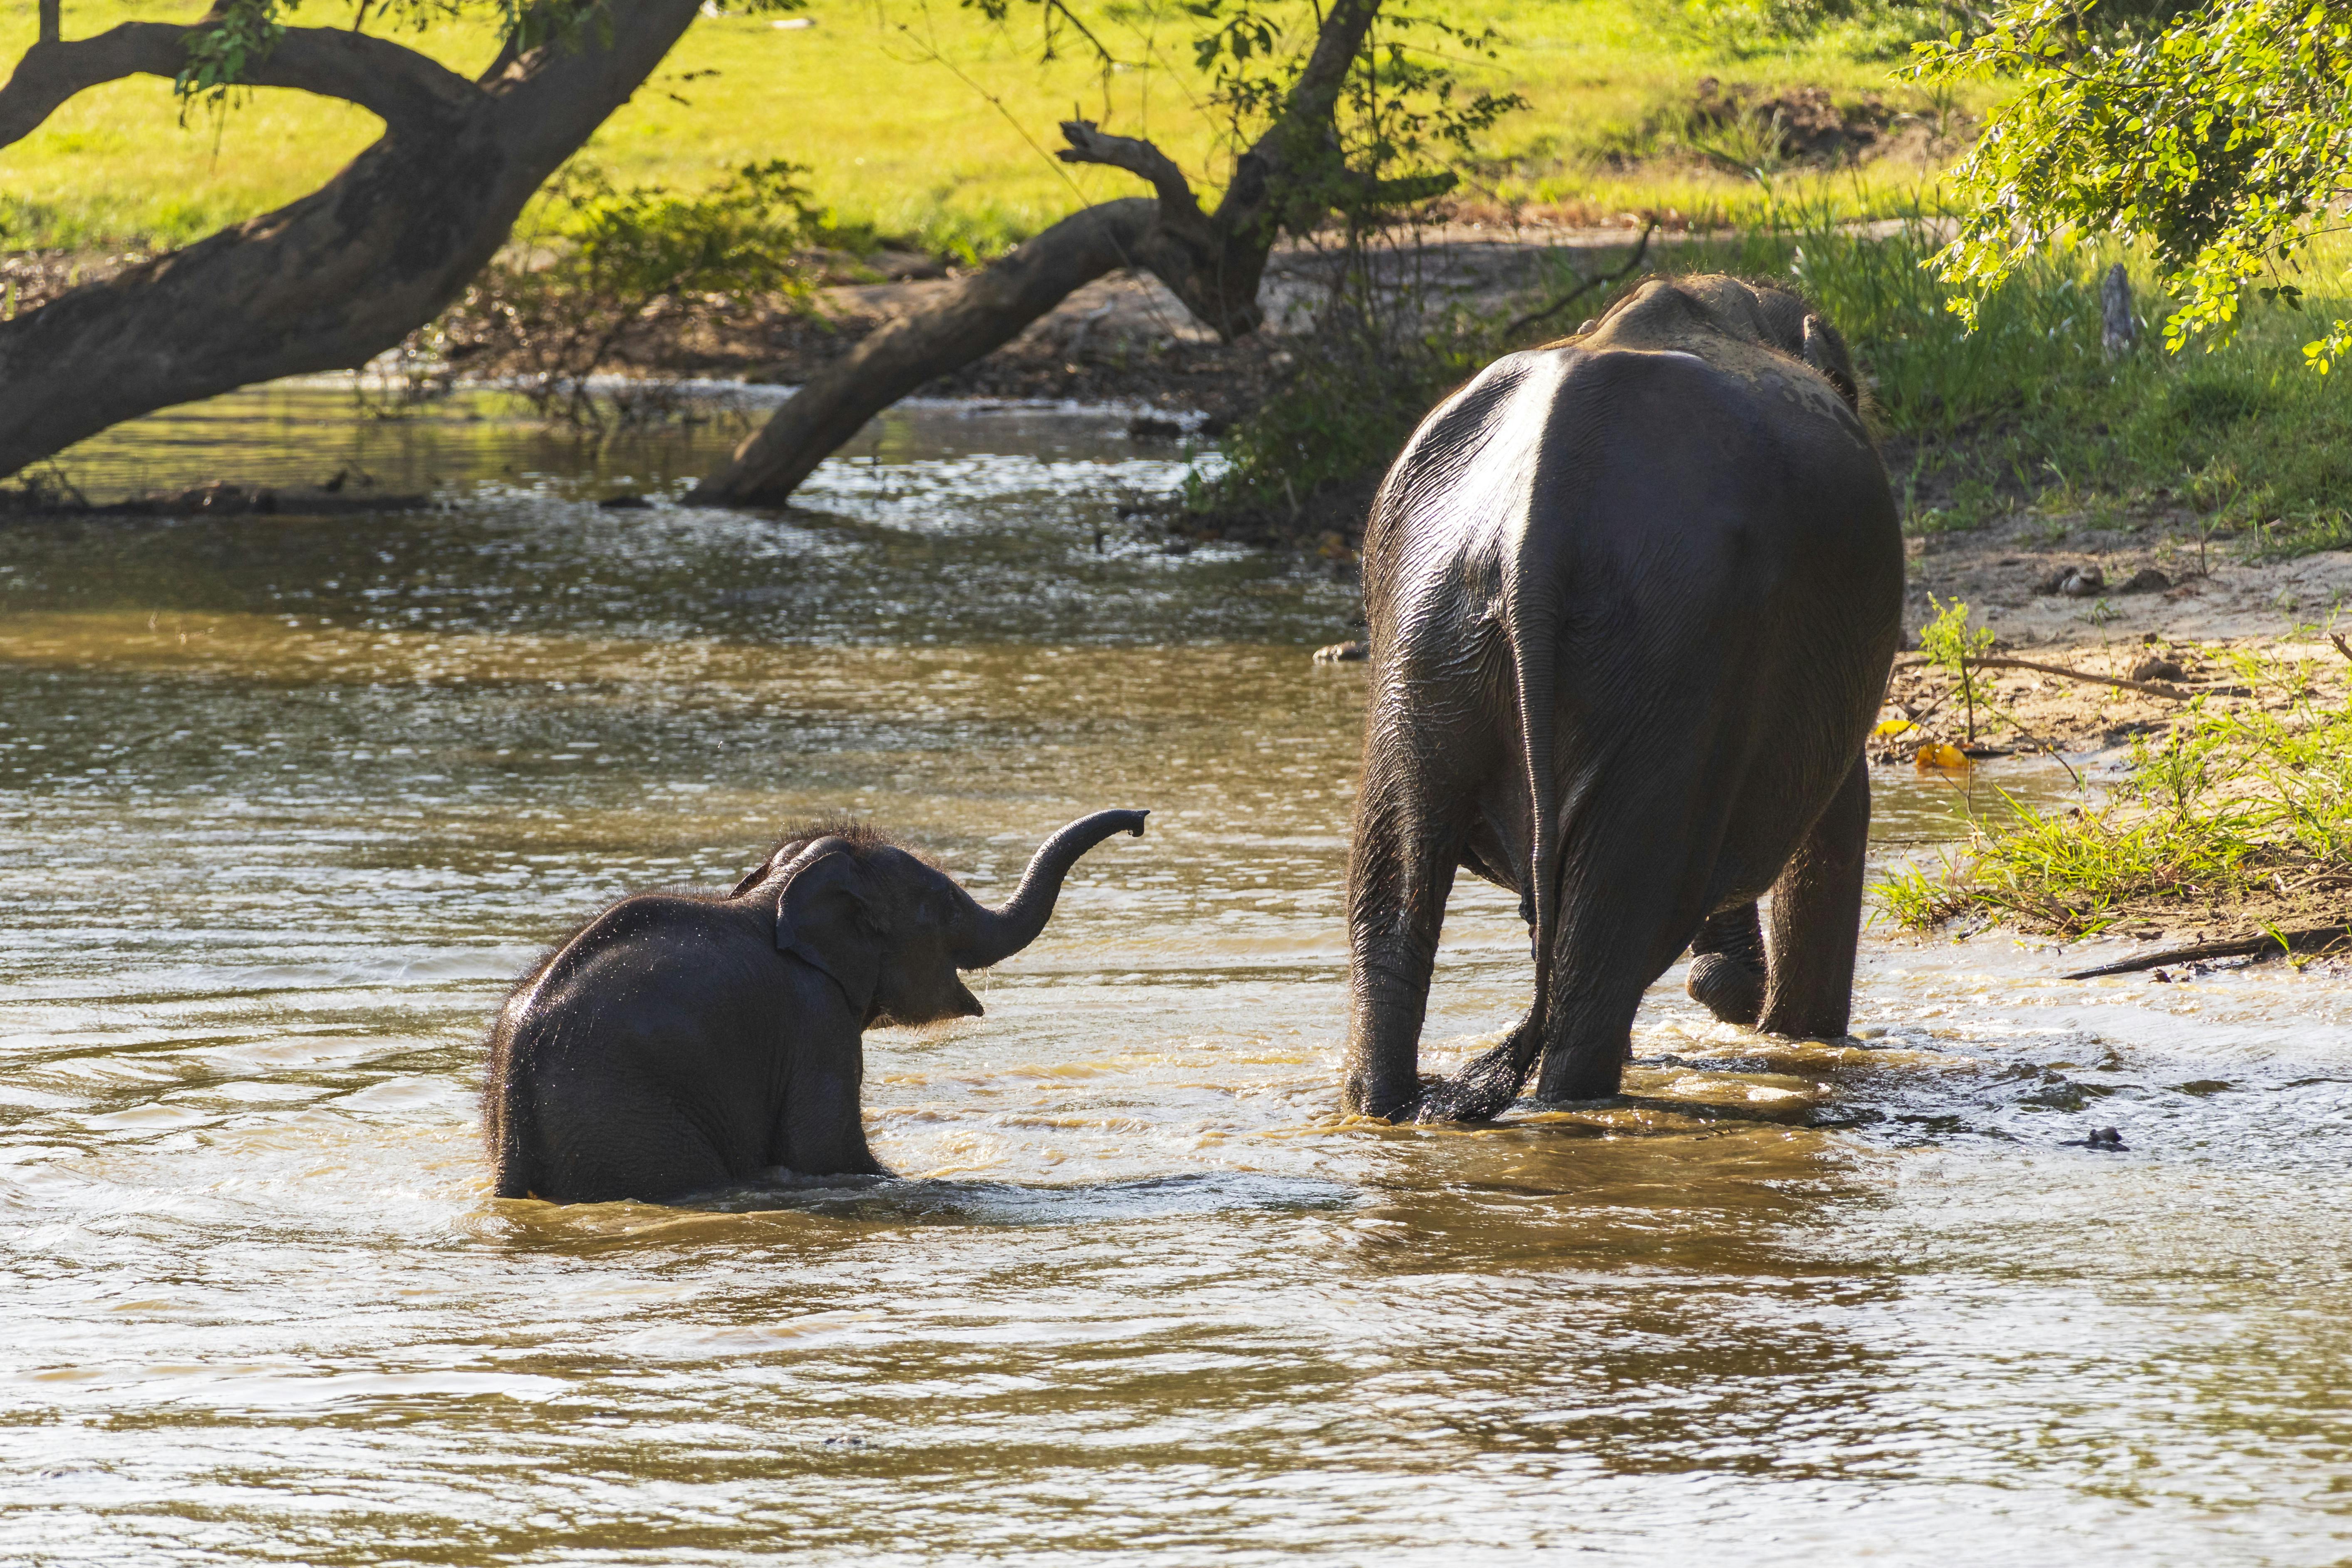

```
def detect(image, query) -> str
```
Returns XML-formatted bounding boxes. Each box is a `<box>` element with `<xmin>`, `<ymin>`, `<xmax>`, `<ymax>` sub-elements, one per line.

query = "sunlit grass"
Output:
<box><xmin>0</xmin><ymin>0</ymin><xmax>1985</xmax><ymax>253</ymax></box>
<box><xmin>1875</xmin><ymin>650</ymin><xmax>2352</xmax><ymax>936</ymax></box>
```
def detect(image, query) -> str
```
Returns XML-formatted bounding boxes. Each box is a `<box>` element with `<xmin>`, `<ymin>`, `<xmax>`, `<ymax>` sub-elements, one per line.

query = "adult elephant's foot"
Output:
<box><xmin>1340</xmin><ymin>1065</ymin><xmax>1420</xmax><ymax>1122</ymax></box>
<box><xmin>1685</xmin><ymin>952</ymin><xmax>1765</xmax><ymax>1026</ymax></box>
<box><xmin>1410</xmin><ymin>1023</ymin><xmax>1537</xmax><ymax>1123</ymax></box>
<box><xmin>1529</xmin><ymin>1038</ymin><xmax>1627</xmax><ymax>1104</ymax></box>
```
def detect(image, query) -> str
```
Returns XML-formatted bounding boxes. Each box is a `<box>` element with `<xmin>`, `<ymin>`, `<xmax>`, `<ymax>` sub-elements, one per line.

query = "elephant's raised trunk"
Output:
<box><xmin>947</xmin><ymin>809</ymin><xmax>1148</xmax><ymax>970</ymax></box>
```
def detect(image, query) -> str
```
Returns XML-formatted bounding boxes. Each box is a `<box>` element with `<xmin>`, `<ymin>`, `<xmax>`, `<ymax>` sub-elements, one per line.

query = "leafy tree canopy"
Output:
<box><xmin>1913</xmin><ymin>0</ymin><xmax>2352</xmax><ymax>369</ymax></box>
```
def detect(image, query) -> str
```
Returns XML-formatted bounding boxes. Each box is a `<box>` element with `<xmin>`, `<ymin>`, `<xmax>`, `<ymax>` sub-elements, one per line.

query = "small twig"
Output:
<box><xmin>2330</xmin><ymin>631</ymin><xmax>2352</xmax><ymax>665</ymax></box>
<box><xmin>2064</xmin><ymin>923</ymin><xmax>2352</xmax><ymax>980</ymax></box>
<box><xmin>1502</xmin><ymin>221</ymin><xmax>1657</xmax><ymax>339</ymax></box>
<box><xmin>1902</xmin><ymin>684</ymin><xmax>1952</xmax><ymax>728</ymax></box>
<box><xmin>1967</xmin><ymin>653</ymin><xmax>2249</xmax><ymax>701</ymax></box>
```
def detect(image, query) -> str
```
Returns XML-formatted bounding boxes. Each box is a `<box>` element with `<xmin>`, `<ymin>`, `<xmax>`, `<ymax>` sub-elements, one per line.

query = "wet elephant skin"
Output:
<box><xmin>1340</xmin><ymin>274</ymin><xmax>1905</xmax><ymax>1122</ymax></box>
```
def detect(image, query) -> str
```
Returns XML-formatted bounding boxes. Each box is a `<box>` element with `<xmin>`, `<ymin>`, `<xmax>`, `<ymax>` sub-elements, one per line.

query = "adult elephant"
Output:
<box><xmin>484</xmin><ymin>809</ymin><xmax>1147</xmax><ymax>1203</ymax></box>
<box><xmin>1339</xmin><ymin>274</ymin><xmax>1903</xmax><ymax>1123</ymax></box>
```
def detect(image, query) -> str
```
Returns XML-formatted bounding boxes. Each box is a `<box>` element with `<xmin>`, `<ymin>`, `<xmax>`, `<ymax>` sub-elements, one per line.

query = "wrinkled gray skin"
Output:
<box><xmin>1339</xmin><ymin>274</ymin><xmax>1903</xmax><ymax>1123</ymax></box>
<box><xmin>485</xmin><ymin>809</ymin><xmax>1148</xmax><ymax>1203</ymax></box>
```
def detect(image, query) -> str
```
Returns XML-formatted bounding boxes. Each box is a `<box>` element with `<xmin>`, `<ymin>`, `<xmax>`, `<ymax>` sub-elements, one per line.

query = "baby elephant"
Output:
<box><xmin>483</xmin><ymin>808</ymin><xmax>1148</xmax><ymax>1204</ymax></box>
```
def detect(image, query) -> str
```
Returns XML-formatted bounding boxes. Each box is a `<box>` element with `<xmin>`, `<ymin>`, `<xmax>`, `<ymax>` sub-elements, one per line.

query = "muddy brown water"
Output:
<box><xmin>2</xmin><ymin>386</ymin><xmax>2348</xmax><ymax>1563</ymax></box>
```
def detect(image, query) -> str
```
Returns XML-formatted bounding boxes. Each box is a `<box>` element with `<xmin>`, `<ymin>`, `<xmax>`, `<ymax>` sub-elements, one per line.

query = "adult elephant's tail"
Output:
<box><xmin>1415</xmin><ymin>506</ymin><xmax>1569</xmax><ymax>1122</ymax></box>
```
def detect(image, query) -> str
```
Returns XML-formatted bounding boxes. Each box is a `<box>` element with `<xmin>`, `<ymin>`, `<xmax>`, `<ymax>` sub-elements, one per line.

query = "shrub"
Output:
<box><xmin>406</xmin><ymin>160</ymin><xmax>825</xmax><ymax>427</ymax></box>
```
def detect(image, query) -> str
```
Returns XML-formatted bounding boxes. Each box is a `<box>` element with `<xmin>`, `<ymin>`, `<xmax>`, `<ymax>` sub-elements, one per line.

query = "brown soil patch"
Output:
<box><xmin>1688</xmin><ymin>78</ymin><xmax>1901</xmax><ymax>165</ymax></box>
<box><xmin>1883</xmin><ymin>501</ymin><xmax>2352</xmax><ymax>948</ymax></box>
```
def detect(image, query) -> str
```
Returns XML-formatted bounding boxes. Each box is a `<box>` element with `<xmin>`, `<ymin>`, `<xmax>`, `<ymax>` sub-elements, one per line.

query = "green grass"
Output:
<box><xmin>1638</xmin><ymin>201</ymin><xmax>2352</xmax><ymax>557</ymax></box>
<box><xmin>1200</xmin><ymin>193</ymin><xmax>2352</xmax><ymax>550</ymax></box>
<box><xmin>1875</xmin><ymin>650</ymin><xmax>2352</xmax><ymax>936</ymax></box>
<box><xmin>0</xmin><ymin>0</ymin><xmax>1984</xmax><ymax>253</ymax></box>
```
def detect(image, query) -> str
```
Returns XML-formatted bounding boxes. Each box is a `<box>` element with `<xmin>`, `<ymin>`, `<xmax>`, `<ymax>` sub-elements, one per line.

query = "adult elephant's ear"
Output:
<box><xmin>772</xmin><ymin>840</ymin><xmax>883</xmax><ymax>1015</ymax></box>
<box><xmin>1800</xmin><ymin>314</ymin><xmax>1861</xmax><ymax>409</ymax></box>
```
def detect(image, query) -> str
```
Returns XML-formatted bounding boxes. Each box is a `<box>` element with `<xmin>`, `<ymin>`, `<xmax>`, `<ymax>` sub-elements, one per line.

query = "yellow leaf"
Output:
<box><xmin>1875</xmin><ymin>718</ymin><xmax>1919</xmax><ymax>738</ymax></box>
<box><xmin>1914</xmin><ymin>741</ymin><xmax>1969</xmax><ymax>772</ymax></box>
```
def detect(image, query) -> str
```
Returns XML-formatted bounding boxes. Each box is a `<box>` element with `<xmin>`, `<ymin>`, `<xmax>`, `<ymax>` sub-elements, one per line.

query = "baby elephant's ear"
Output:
<box><xmin>774</xmin><ymin>850</ymin><xmax>884</xmax><ymax>1016</ymax></box>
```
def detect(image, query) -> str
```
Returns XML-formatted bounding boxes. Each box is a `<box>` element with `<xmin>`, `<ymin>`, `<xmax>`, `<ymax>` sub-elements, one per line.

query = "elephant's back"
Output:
<box><xmin>1533</xmin><ymin>342</ymin><xmax>1898</xmax><ymax>604</ymax></box>
<box><xmin>1368</xmin><ymin>341</ymin><xmax>1899</xmax><ymax>635</ymax></box>
<box><xmin>483</xmin><ymin>895</ymin><xmax>772</xmax><ymax>1196</ymax></box>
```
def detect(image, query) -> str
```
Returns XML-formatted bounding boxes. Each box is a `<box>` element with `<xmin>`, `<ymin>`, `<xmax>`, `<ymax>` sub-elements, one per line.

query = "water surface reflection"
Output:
<box><xmin>1</xmin><ymin>388</ymin><xmax>2347</xmax><ymax>1563</ymax></box>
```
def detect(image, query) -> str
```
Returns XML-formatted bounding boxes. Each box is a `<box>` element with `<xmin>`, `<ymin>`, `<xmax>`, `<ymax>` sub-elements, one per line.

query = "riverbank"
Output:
<box><xmin>1874</xmin><ymin>499</ymin><xmax>2352</xmax><ymax>954</ymax></box>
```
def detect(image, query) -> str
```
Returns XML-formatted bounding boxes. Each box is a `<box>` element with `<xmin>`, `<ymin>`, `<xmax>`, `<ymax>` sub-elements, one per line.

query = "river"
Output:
<box><xmin>2</xmin><ymin>387</ymin><xmax>2347</xmax><ymax>1563</ymax></box>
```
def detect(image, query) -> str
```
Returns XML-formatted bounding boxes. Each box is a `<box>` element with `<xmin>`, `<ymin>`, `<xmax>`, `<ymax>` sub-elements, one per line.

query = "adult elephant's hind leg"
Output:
<box><xmin>1686</xmin><ymin>902</ymin><xmax>1765</xmax><ymax>1026</ymax></box>
<box><xmin>1531</xmin><ymin>773</ymin><xmax>1722</xmax><ymax>1104</ymax></box>
<box><xmin>1758</xmin><ymin>756</ymin><xmax>1871</xmax><ymax>1039</ymax></box>
<box><xmin>1340</xmin><ymin>715</ymin><xmax>1491</xmax><ymax>1121</ymax></box>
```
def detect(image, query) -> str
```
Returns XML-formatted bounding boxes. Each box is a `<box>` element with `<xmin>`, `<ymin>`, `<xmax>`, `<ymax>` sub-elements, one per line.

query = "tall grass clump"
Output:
<box><xmin>1876</xmin><ymin>649</ymin><xmax>2352</xmax><ymax>936</ymax></box>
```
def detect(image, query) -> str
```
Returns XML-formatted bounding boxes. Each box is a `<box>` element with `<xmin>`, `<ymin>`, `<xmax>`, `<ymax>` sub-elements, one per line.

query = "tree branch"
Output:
<box><xmin>688</xmin><ymin>198</ymin><xmax>1168</xmax><ymax>506</ymax></box>
<box><xmin>1502</xmin><ymin>220</ymin><xmax>1656</xmax><ymax>338</ymax></box>
<box><xmin>1968</xmin><ymin>653</ymin><xmax>2248</xmax><ymax>701</ymax></box>
<box><xmin>37</xmin><ymin>0</ymin><xmax>59</xmax><ymax>45</ymax></box>
<box><xmin>1267</xmin><ymin>0</ymin><xmax>1381</xmax><ymax>152</ymax></box>
<box><xmin>1056</xmin><ymin>119</ymin><xmax>1207</xmax><ymax>231</ymax></box>
<box><xmin>685</xmin><ymin>0</ymin><xmax>1390</xmax><ymax>504</ymax></box>
<box><xmin>1210</xmin><ymin>0</ymin><xmax>1382</xmax><ymax>237</ymax></box>
<box><xmin>2062</xmin><ymin>923</ymin><xmax>2350</xmax><ymax>979</ymax></box>
<box><xmin>0</xmin><ymin>20</ymin><xmax>481</xmax><ymax>152</ymax></box>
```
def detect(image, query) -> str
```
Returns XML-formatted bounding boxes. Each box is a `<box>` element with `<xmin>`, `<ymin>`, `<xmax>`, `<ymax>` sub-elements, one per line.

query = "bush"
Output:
<box><xmin>400</xmin><ymin>160</ymin><xmax>825</xmax><ymax>427</ymax></box>
<box><xmin>1188</xmin><ymin>250</ymin><xmax>1488</xmax><ymax>528</ymax></box>
<box><xmin>1875</xmin><ymin>651</ymin><xmax>2352</xmax><ymax>936</ymax></box>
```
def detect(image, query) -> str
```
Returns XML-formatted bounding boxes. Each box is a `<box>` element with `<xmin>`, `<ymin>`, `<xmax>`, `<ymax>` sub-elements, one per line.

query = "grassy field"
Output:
<box><xmin>0</xmin><ymin>0</ymin><xmax>1971</xmax><ymax>253</ymax></box>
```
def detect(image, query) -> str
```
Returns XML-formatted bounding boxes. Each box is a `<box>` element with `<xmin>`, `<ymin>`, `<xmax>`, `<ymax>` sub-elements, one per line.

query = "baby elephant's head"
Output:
<box><xmin>743</xmin><ymin>809</ymin><xmax>1149</xmax><ymax>1028</ymax></box>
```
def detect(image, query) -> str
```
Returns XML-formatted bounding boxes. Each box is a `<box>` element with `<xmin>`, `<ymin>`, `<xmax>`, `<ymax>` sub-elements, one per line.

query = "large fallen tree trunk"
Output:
<box><xmin>686</xmin><ymin>0</ymin><xmax>1381</xmax><ymax>507</ymax></box>
<box><xmin>0</xmin><ymin>0</ymin><xmax>701</xmax><ymax>479</ymax></box>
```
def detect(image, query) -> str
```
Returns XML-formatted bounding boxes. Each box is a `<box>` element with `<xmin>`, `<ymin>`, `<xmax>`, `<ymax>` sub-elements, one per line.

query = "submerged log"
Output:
<box><xmin>0</xmin><ymin>482</ymin><xmax>432</xmax><ymax>518</ymax></box>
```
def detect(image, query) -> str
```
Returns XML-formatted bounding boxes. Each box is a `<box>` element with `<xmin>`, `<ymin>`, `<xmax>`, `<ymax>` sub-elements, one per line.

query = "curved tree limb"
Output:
<box><xmin>0</xmin><ymin>0</ymin><xmax>703</xmax><ymax>479</ymax></box>
<box><xmin>689</xmin><ymin>198</ymin><xmax>1167</xmax><ymax>506</ymax></box>
<box><xmin>689</xmin><ymin>0</ymin><xmax>1385</xmax><ymax>507</ymax></box>
<box><xmin>0</xmin><ymin>21</ymin><xmax>482</xmax><ymax>151</ymax></box>
<box><xmin>1502</xmin><ymin>220</ymin><xmax>1657</xmax><ymax>339</ymax></box>
<box><xmin>1056</xmin><ymin>119</ymin><xmax>1208</xmax><ymax>235</ymax></box>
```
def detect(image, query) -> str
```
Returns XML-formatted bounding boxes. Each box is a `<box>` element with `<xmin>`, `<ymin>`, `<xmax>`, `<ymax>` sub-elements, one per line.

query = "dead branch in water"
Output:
<box><xmin>2063</xmin><ymin>923</ymin><xmax>2352</xmax><ymax>979</ymax></box>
